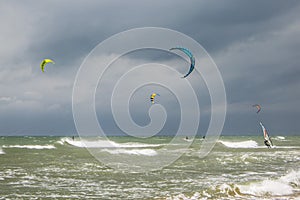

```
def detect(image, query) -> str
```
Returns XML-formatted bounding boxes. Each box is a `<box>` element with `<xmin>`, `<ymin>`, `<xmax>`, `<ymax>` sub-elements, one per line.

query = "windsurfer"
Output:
<box><xmin>264</xmin><ymin>139</ymin><xmax>271</xmax><ymax>148</ymax></box>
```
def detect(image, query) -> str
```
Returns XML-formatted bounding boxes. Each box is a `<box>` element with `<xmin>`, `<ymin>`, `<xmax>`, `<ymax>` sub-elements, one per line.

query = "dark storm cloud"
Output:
<box><xmin>0</xmin><ymin>0</ymin><xmax>299</xmax><ymax>135</ymax></box>
<box><xmin>175</xmin><ymin>0</ymin><xmax>300</xmax><ymax>52</ymax></box>
<box><xmin>21</xmin><ymin>0</ymin><xmax>198</xmax><ymax>66</ymax></box>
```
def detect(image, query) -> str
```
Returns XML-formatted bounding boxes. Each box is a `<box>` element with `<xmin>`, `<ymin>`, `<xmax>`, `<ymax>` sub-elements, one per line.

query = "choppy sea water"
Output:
<box><xmin>0</xmin><ymin>136</ymin><xmax>299</xmax><ymax>199</ymax></box>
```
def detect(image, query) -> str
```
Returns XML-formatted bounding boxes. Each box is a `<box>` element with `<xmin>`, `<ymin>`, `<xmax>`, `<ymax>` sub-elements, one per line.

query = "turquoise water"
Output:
<box><xmin>0</xmin><ymin>136</ymin><xmax>299</xmax><ymax>199</ymax></box>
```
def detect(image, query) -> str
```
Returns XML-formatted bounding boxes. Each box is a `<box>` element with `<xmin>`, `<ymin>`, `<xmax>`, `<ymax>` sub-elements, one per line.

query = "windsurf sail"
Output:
<box><xmin>259</xmin><ymin>122</ymin><xmax>273</xmax><ymax>148</ymax></box>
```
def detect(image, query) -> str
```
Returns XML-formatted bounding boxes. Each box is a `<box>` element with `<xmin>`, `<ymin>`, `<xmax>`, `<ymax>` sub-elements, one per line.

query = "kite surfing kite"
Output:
<box><xmin>170</xmin><ymin>47</ymin><xmax>195</xmax><ymax>78</ymax></box>
<box><xmin>252</xmin><ymin>104</ymin><xmax>261</xmax><ymax>113</ymax></box>
<box><xmin>150</xmin><ymin>93</ymin><xmax>160</xmax><ymax>104</ymax></box>
<box><xmin>259</xmin><ymin>122</ymin><xmax>273</xmax><ymax>148</ymax></box>
<box><xmin>40</xmin><ymin>59</ymin><xmax>55</xmax><ymax>72</ymax></box>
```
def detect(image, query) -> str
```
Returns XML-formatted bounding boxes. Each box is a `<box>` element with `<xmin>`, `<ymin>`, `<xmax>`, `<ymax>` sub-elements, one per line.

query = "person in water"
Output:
<box><xmin>264</xmin><ymin>139</ymin><xmax>271</xmax><ymax>148</ymax></box>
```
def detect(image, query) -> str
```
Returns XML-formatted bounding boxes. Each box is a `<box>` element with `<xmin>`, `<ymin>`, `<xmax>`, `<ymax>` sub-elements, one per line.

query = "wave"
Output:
<box><xmin>238</xmin><ymin>170</ymin><xmax>300</xmax><ymax>196</ymax></box>
<box><xmin>167</xmin><ymin>170</ymin><xmax>300</xmax><ymax>200</ymax></box>
<box><xmin>273</xmin><ymin>136</ymin><xmax>286</xmax><ymax>141</ymax></box>
<box><xmin>2</xmin><ymin>145</ymin><xmax>56</xmax><ymax>149</ymax></box>
<box><xmin>101</xmin><ymin>149</ymin><xmax>157</xmax><ymax>156</ymax></box>
<box><xmin>58</xmin><ymin>138</ymin><xmax>87</xmax><ymax>148</ymax></box>
<box><xmin>219</xmin><ymin>140</ymin><xmax>258</xmax><ymax>148</ymax></box>
<box><xmin>0</xmin><ymin>148</ymin><xmax>5</xmax><ymax>154</ymax></box>
<box><xmin>209</xmin><ymin>170</ymin><xmax>300</xmax><ymax>198</ymax></box>
<box><xmin>59</xmin><ymin>137</ymin><xmax>161</xmax><ymax>148</ymax></box>
<box><xmin>166</xmin><ymin>192</ymin><xmax>201</xmax><ymax>200</ymax></box>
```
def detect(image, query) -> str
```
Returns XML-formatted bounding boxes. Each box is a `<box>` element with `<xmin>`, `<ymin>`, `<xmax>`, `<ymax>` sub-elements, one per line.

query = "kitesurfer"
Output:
<box><xmin>150</xmin><ymin>93</ymin><xmax>160</xmax><ymax>104</ymax></box>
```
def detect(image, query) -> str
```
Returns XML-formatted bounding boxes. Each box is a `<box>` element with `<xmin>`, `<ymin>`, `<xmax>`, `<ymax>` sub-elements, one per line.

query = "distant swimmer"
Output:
<box><xmin>185</xmin><ymin>136</ymin><xmax>189</xmax><ymax>140</ymax></box>
<box><xmin>72</xmin><ymin>136</ymin><xmax>74</xmax><ymax>141</ymax></box>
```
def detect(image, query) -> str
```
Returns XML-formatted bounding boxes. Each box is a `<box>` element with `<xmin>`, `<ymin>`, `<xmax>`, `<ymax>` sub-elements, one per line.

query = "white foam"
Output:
<box><xmin>166</xmin><ymin>192</ymin><xmax>201</xmax><ymax>200</ymax></box>
<box><xmin>183</xmin><ymin>137</ymin><xmax>193</xmax><ymax>142</ymax></box>
<box><xmin>116</xmin><ymin>142</ymin><xmax>160</xmax><ymax>148</ymax></box>
<box><xmin>60</xmin><ymin>138</ymin><xmax>88</xmax><ymax>148</ymax></box>
<box><xmin>240</xmin><ymin>153</ymin><xmax>259</xmax><ymax>164</ymax></box>
<box><xmin>60</xmin><ymin>137</ymin><xmax>161</xmax><ymax>148</ymax></box>
<box><xmin>273</xmin><ymin>136</ymin><xmax>286</xmax><ymax>141</ymax></box>
<box><xmin>240</xmin><ymin>180</ymin><xmax>293</xmax><ymax>196</ymax></box>
<box><xmin>102</xmin><ymin>149</ymin><xmax>157</xmax><ymax>156</ymax></box>
<box><xmin>276</xmin><ymin>136</ymin><xmax>285</xmax><ymax>140</ymax></box>
<box><xmin>219</xmin><ymin>140</ymin><xmax>258</xmax><ymax>148</ymax></box>
<box><xmin>239</xmin><ymin>170</ymin><xmax>300</xmax><ymax>196</ymax></box>
<box><xmin>272</xmin><ymin>146</ymin><xmax>300</xmax><ymax>149</ymax></box>
<box><xmin>2</xmin><ymin>145</ymin><xmax>56</xmax><ymax>149</ymax></box>
<box><xmin>218</xmin><ymin>183</ymin><xmax>242</xmax><ymax>196</ymax></box>
<box><xmin>280</xmin><ymin>170</ymin><xmax>300</xmax><ymax>187</ymax></box>
<box><xmin>0</xmin><ymin>148</ymin><xmax>5</xmax><ymax>154</ymax></box>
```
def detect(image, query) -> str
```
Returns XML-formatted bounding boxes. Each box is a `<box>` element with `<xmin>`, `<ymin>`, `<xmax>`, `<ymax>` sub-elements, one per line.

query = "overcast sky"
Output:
<box><xmin>0</xmin><ymin>0</ymin><xmax>299</xmax><ymax>136</ymax></box>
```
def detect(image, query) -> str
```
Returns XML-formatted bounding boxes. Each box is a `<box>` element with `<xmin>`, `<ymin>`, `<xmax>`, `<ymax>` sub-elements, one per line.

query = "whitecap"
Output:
<box><xmin>60</xmin><ymin>137</ymin><xmax>161</xmax><ymax>148</ymax></box>
<box><xmin>219</xmin><ymin>140</ymin><xmax>258</xmax><ymax>148</ymax></box>
<box><xmin>166</xmin><ymin>192</ymin><xmax>201</xmax><ymax>200</ymax></box>
<box><xmin>101</xmin><ymin>148</ymin><xmax>157</xmax><ymax>156</ymax></box>
<box><xmin>238</xmin><ymin>170</ymin><xmax>300</xmax><ymax>196</ymax></box>
<box><xmin>273</xmin><ymin>136</ymin><xmax>286</xmax><ymax>141</ymax></box>
<box><xmin>2</xmin><ymin>145</ymin><xmax>55</xmax><ymax>149</ymax></box>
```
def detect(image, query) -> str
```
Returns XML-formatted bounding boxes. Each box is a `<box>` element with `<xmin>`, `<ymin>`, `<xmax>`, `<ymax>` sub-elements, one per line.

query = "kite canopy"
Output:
<box><xmin>252</xmin><ymin>104</ymin><xmax>261</xmax><ymax>113</ymax></box>
<box><xmin>170</xmin><ymin>47</ymin><xmax>195</xmax><ymax>78</ymax></box>
<box><xmin>40</xmin><ymin>59</ymin><xmax>55</xmax><ymax>72</ymax></box>
<box><xmin>150</xmin><ymin>93</ymin><xmax>160</xmax><ymax>104</ymax></box>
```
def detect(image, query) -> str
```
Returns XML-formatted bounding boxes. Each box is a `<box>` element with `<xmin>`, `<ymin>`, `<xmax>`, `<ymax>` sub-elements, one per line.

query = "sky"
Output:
<box><xmin>0</xmin><ymin>0</ymin><xmax>300</xmax><ymax>136</ymax></box>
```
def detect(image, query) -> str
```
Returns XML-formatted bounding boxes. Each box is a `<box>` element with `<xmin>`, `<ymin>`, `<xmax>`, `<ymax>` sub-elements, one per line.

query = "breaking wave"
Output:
<box><xmin>238</xmin><ymin>170</ymin><xmax>300</xmax><ymax>196</ymax></box>
<box><xmin>0</xmin><ymin>148</ymin><xmax>5</xmax><ymax>154</ymax></box>
<box><xmin>203</xmin><ymin>170</ymin><xmax>300</xmax><ymax>199</ymax></box>
<box><xmin>101</xmin><ymin>149</ymin><xmax>157</xmax><ymax>156</ymax></box>
<box><xmin>59</xmin><ymin>137</ymin><xmax>161</xmax><ymax>148</ymax></box>
<box><xmin>219</xmin><ymin>140</ymin><xmax>258</xmax><ymax>148</ymax></box>
<box><xmin>58</xmin><ymin>138</ymin><xmax>161</xmax><ymax>157</ymax></box>
<box><xmin>273</xmin><ymin>136</ymin><xmax>286</xmax><ymax>141</ymax></box>
<box><xmin>2</xmin><ymin>145</ymin><xmax>56</xmax><ymax>149</ymax></box>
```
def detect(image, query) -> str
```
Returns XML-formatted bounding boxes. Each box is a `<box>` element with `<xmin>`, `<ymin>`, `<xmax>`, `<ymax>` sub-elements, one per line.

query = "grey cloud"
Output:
<box><xmin>0</xmin><ymin>0</ymin><xmax>299</xmax><ymax>135</ymax></box>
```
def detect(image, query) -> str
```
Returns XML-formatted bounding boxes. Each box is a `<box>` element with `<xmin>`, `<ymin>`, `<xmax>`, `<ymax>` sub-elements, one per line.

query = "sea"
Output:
<box><xmin>0</xmin><ymin>135</ymin><xmax>299</xmax><ymax>199</ymax></box>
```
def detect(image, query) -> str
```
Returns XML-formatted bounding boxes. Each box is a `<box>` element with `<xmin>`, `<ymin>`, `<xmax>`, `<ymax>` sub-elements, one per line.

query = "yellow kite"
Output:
<box><xmin>40</xmin><ymin>59</ymin><xmax>55</xmax><ymax>72</ymax></box>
